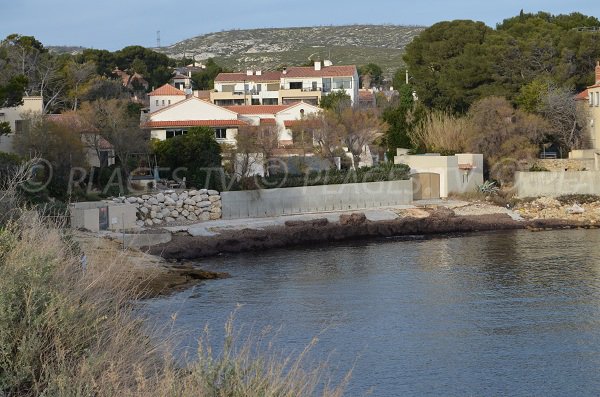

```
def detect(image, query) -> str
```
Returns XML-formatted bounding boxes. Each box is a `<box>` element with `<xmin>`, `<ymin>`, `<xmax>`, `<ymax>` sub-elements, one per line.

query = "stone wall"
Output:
<box><xmin>534</xmin><ymin>159</ymin><xmax>594</xmax><ymax>172</ymax></box>
<box><xmin>111</xmin><ymin>189</ymin><xmax>222</xmax><ymax>227</ymax></box>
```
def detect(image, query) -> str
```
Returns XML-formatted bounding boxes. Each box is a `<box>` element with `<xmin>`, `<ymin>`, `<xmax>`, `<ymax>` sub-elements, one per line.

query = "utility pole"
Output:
<box><xmin>156</xmin><ymin>30</ymin><xmax>161</xmax><ymax>48</ymax></box>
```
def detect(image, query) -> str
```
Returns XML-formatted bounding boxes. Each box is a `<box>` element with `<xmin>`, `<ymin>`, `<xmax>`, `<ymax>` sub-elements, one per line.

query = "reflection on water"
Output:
<box><xmin>142</xmin><ymin>229</ymin><xmax>600</xmax><ymax>396</ymax></box>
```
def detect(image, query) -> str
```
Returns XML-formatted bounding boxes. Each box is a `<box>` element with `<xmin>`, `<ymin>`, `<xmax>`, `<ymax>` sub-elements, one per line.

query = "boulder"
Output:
<box><xmin>339</xmin><ymin>212</ymin><xmax>367</xmax><ymax>226</ymax></box>
<box><xmin>209</xmin><ymin>195</ymin><xmax>220</xmax><ymax>202</ymax></box>
<box><xmin>170</xmin><ymin>210</ymin><xmax>179</xmax><ymax>217</ymax></box>
<box><xmin>165</xmin><ymin>217</ymin><xmax>175</xmax><ymax>223</ymax></box>
<box><xmin>151</xmin><ymin>205</ymin><xmax>160</xmax><ymax>213</ymax></box>
<box><xmin>182</xmin><ymin>209</ymin><xmax>190</xmax><ymax>217</ymax></box>
<box><xmin>180</xmin><ymin>192</ymin><xmax>189</xmax><ymax>201</ymax></box>
<box><xmin>198</xmin><ymin>189</ymin><xmax>208</xmax><ymax>195</ymax></box>
<box><xmin>145</xmin><ymin>219</ymin><xmax>153</xmax><ymax>226</ymax></box>
<box><xmin>209</xmin><ymin>212</ymin><xmax>221</xmax><ymax>220</ymax></box>
<box><xmin>140</xmin><ymin>207</ymin><xmax>149</xmax><ymax>214</ymax></box>
<box><xmin>208</xmin><ymin>190</ymin><xmax>219</xmax><ymax>196</ymax></box>
<box><xmin>164</xmin><ymin>197</ymin><xmax>176</xmax><ymax>205</ymax></box>
<box><xmin>127</xmin><ymin>196</ymin><xmax>138</xmax><ymax>203</ymax></box>
<box><xmin>153</xmin><ymin>218</ymin><xmax>163</xmax><ymax>225</ymax></box>
<box><xmin>184</xmin><ymin>198</ymin><xmax>195</xmax><ymax>206</ymax></box>
<box><xmin>175</xmin><ymin>200</ymin><xmax>183</xmax><ymax>208</ymax></box>
<box><xmin>188</xmin><ymin>190</ymin><xmax>199</xmax><ymax>196</ymax></box>
<box><xmin>200</xmin><ymin>212</ymin><xmax>211</xmax><ymax>221</ymax></box>
<box><xmin>197</xmin><ymin>200</ymin><xmax>211</xmax><ymax>208</ymax></box>
<box><xmin>141</xmin><ymin>194</ymin><xmax>151</xmax><ymax>200</ymax></box>
<box><xmin>156</xmin><ymin>193</ymin><xmax>165</xmax><ymax>202</ymax></box>
<box><xmin>148</xmin><ymin>197</ymin><xmax>159</xmax><ymax>205</ymax></box>
<box><xmin>566</xmin><ymin>204</ymin><xmax>585</xmax><ymax>214</ymax></box>
<box><xmin>187</xmin><ymin>213</ymin><xmax>198</xmax><ymax>221</ymax></box>
<box><xmin>136</xmin><ymin>220</ymin><xmax>145</xmax><ymax>227</ymax></box>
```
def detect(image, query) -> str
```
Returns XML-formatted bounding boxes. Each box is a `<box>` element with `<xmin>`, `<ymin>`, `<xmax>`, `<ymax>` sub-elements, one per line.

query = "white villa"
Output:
<box><xmin>0</xmin><ymin>96</ymin><xmax>43</xmax><ymax>153</ymax></box>
<box><xmin>143</xmin><ymin>84</ymin><xmax>321</xmax><ymax>146</ymax></box>
<box><xmin>210</xmin><ymin>61</ymin><xmax>359</xmax><ymax>107</ymax></box>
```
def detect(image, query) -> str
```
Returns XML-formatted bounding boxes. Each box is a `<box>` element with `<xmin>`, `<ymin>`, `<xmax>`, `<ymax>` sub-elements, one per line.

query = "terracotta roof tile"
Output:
<box><xmin>144</xmin><ymin>120</ymin><xmax>247</xmax><ymax>128</ymax></box>
<box><xmin>215</xmin><ymin>71</ymin><xmax>282</xmax><ymax>82</ymax></box>
<box><xmin>284</xmin><ymin>120</ymin><xmax>302</xmax><ymax>127</ymax></box>
<box><xmin>224</xmin><ymin>105</ymin><xmax>292</xmax><ymax>114</ymax></box>
<box><xmin>283</xmin><ymin>65</ymin><xmax>357</xmax><ymax>78</ymax></box>
<box><xmin>575</xmin><ymin>89</ymin><xmax>589</xmax><ymax>101</ymax></box>
<box><xmin>148</xmin><ymin>84</ymin><xmax>186</xmax><ymax>96</ymax></box>
<box><xmin>260</xmin><ymin>118</ymin><xmax>276</xmax><ymax>125</ymax></box>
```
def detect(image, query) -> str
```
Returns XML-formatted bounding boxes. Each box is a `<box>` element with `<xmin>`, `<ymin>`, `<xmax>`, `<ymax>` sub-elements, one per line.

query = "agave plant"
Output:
<box><xmin>477</xmin><ymin>180</ymin><xmax>499</xmax><ymax>195</ymax></box>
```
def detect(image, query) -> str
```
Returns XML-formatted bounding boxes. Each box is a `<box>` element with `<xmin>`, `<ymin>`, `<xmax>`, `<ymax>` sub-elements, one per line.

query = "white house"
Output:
<box><xmin>280</xmin><ymin>61</ymin><xmax>359</xmax><ymax>106</ymax></box>
<box><xmin>224</xmin><ymin>102</ymin><xmax>321</xmax><ymax>145</ymax></box>
<box><xmin>212</xmin><ymin>71</ymin><xmax>282</xmax><ymax>106</ymax></box>
<box><xmin>148</xmin><ymin>84</ymin><xmax>187</xmax><ymax>113</ymax></box>
<box><xmin>0</xmin><ymin>96</ymin><xmax>43</xmax><ymax>153</ymax></box>
<box><xmin>144</xmin><ymin>97</ymin><xmax>246</xmax><ymax>144</ymax></box>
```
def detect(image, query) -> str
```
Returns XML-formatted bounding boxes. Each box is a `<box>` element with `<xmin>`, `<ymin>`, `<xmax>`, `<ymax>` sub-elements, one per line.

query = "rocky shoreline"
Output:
<box><xmin>146</xmin><ymin>207</ymin><xmax>593</xmax><ymax>261</ymax></box>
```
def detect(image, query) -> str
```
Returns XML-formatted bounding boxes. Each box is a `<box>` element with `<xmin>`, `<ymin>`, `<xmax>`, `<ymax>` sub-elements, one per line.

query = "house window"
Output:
<box><xmin>155</xmin><ymin>100</ymin><xmax>159</xmax><ymax>106</ymax></box>
<box><xmin>168</xmin><ymin>100</ymin><xmax>171</xmax><ymax>105</ymax></box>
<box><xmin>215</xmin><ymin>128</ymin><xmax>227</xmax><ymax>139</ymax></box>
<box><xmin>323</xmin><ymin>78</ymin><xmax>331</xmax><ymax>92</ymax></box>
<box><xmin>251</xmin><ymin>98</ymin><xmax>260</xmax><ymax>105</ymax></box>
<box><xmin>263</xmin><ymin>98</ymin><xmax>278</xmax><ymax>105</ymax></box>
<box><xmin>165</xmin><ymin>129</ymin><xmax>188</xmax><ymax>139</ymax></box>
<box><xmin>289</xmin><ymin>82</ymin><xmax>302</xmax><ymax>89</ymax></box>
<box><xmin>256</xmin><ymin>84</ymin><xmax>262</xmax><ymax>93</ymax></box>
<box><xmin>332</xmin><ymin>78</ymin><xmax>352</xmax><ymax>89</ymax></box>
<box><xmin>15</xmin><ymin>120</ymin><xmax>30</xmax><ymax>134</ymax></box>
<box><xmin>162</xmin><ymin>100</ymin><xmax>165</xmax><ymax>106</ymax></box>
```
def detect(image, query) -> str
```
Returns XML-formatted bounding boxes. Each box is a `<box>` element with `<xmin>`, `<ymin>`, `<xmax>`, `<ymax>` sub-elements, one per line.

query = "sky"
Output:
<box><xmin>1</xmin><ymin>0</ymin><xmax>599</xmax><ymax>51</ymax></box>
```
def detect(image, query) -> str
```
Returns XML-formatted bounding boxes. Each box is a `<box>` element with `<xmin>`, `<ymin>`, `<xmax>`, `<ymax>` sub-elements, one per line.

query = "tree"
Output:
<box><xmin>63</xmin><ymin>60</ymin><xmax>96</xmax><ymax>110</ymax></box>
<box><xmin>13</xmin><ymin>113</ymin><xmax>87</xmax><ymax>199</ymax></box>
<box><xmin>468</xmin><ymin>96</ymin><xmax>548</xmax><ymax>183</ymax></box>
<box><xmin>403</xmin><ymin>20</ymin><xmax>496</xmax><ymax>112</ymax></box>
<box><xmin>319</xmin><ymin>91</ymin><xmax>351</xmax><ymax>114</ymax></box>
<box><xmin>83</xmin><ymin>99</ymin><xmax>148</xmax><ymax>179</ymax></box>
<box><xmin>152</xmin><ymin>127</ymin><xmax>222</xmax><ymax>189</ymax></box>
<box><xmin>380</xmin><ymin>84</ymin><xmax>424</xmax><ymax>159</ymax></box>
<box><xmin>229</xmin><ymin>124</ymin><xmax>280</xmax><ymax>178</ymax></box>
<box><xmin>335</xmin><ymin>108</ymin><xmax>387</xmax><ymax>168</ymax></box>
<box><xmin>358</xmin><ymin>63</ymin><xmax>383</xmax><ymax>88</ymax></box>
<box><xmin>191</xmin><ymin>59</ymin><xmax>224</xmax><ymax>90</ymax></box>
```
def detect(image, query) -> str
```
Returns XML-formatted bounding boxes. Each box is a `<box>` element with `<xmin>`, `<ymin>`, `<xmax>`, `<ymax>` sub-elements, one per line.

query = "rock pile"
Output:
<box><xmin>515</xmin><ymin>196</ymin><xmax>600</xmax><ymax>222</ymax></box>
<box><xmin>110</xmin><ymin>190</ymin><xmax>222</xmax><ymax>227</ymax></box>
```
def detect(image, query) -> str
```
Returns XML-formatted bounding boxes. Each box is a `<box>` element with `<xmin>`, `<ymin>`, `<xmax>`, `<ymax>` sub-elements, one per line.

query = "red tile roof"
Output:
<box><xmin>283</xmin><ymin>65</ymin><xmax>357</xmax><ymax>78</ymax></box>
<box><xmin>148</xmin><ymin>84</ymin><xmax>186</xmax><ymax>96</ymax></box>
<box><xmin>260</xmin><ymin>118</ymin><xmax>276</xmax><ymax>125</ymax></box>
<box><xmin>575</xmin><ymin>89</ymin><xmax>589</xmax><ymax>101</ymax></box>
<box><xmin>284</xmin><ymin>120</ymin><xmax>302</xmax><ymax>127</ymax></box>
<box><xmin>224</xmin><ymin>105</ymin><xmax>292</xmax><ymax>114</ymax></box>
<box><xmin>215</xmin><ymin>71</ymin><xmax>282</xmax><ymax>82</ymax></box>
<box><xmin>144</xmin><ymin>120</ymin><xmax>247</xmax><ymax>128</ymax></box>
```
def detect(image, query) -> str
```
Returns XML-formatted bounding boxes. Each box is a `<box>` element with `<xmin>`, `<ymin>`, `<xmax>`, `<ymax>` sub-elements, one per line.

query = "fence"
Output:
<box><xmin>220</xmin><ymin>180</ymin><xmax>412</xmax><ymax>219</ymax></box>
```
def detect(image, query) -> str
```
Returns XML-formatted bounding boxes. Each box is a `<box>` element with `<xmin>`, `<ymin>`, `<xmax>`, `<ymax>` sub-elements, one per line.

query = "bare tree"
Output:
<box><xmin>335</xmin><ymin>108</ymin><xmax>387</xmax><ymax>168</ymax></box>
<box><xmin>233</xmin><ymin>124</ymin><xmax>280</xmax><ymax>177</ymax></box>
<box><xmin>538</xmin><ymin>83</ymin><xmax>588</xmax><ymax>151</ymax></box>
<box><xmin>85</xmin><ymin>99</ymin><xmax>147</xmax><ymax>178</ymax></box>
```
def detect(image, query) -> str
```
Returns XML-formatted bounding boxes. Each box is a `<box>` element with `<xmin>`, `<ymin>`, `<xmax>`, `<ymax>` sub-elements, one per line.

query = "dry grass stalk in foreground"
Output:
<box><xmin>0</xmin><ymin>212</ymin><xmax>349</xmax><ymax>396</ymax></box>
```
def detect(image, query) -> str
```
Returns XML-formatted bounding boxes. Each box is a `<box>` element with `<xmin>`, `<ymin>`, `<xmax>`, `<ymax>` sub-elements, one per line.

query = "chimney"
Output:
<box><xmin>188</xmin><ymin>70</ymin><xmax>192</xmax><ymax>78</ymax></box>
<box><xmin>255</xmin><ymin>70</ymin><xmax>262</xmax><ymax>76</ymax></box>
<box><xmin>596</xmin><ymin>61</ymin><xmax>600</xmax><ymax>84</ymax></box>
<box><xmin>282</xmin><ymin>67</ymin><xmax>287</xmax><ymax>75</ymax></box>
<box><xmin>246</xmin><ymin>70</ymin><xmax>253</xmax><ymax>76</ymax></box>
<box><xmin>314</xmin><ymin>61</ymin><xmax>321</xmax><ymax>71</ymax></box>
<box><xmin>323</xmin><ymin>60</ymin><xmax>333</xmax><ymax>67</ymax></box>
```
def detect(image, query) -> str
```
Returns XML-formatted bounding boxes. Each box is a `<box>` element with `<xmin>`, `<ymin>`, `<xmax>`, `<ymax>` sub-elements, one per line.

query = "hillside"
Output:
<box><xmin>155</xmin><ymin>25</ymin><xmax>425</xmax><ymax>78</ymax></box>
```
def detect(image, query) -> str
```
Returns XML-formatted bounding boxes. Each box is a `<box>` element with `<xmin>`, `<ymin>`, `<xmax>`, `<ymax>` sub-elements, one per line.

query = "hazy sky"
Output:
<box><xmin>2</xmin><ymin>0</ymin><xmax>599</xmax><ymax>50</ymax></box>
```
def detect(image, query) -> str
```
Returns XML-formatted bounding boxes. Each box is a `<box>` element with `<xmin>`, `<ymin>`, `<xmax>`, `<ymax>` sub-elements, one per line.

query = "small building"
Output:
<box><xmin>394</xmin><ymin>149</ymin><xmax>484</xmax><ymax>199</ymax></box>
<box><xmin>576</xmin><ymin>61</ymin><xmax>600</xmax><ymax>150</ymax></box>
<box><xmin>148</xmin><ymin>83</ymin><xmax>187</xmax><ymax>113</ymax></box>
<box><xmin>0</xmin><ymin>96</ymin><xmax>43</xmax><ymax>153</ymax></box>
<box><xmin>70</xmin><ymin>201</ymin><xmax>137</xmax><ymax>232</ymax></box>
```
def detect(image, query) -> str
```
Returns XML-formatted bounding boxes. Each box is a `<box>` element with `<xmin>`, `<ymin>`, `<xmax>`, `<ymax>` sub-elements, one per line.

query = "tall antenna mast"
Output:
<box><xmin>156</xmin><ymin>30</ymin><xmax>161</xmax><ymax>48</ymax></box>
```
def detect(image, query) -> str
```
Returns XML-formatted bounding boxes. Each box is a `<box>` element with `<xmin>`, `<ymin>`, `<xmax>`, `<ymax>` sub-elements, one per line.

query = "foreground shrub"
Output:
<box><xmin>0</xmin><ymin>213</ymin><xmax>348</xmax><ymax>396</ymax></box>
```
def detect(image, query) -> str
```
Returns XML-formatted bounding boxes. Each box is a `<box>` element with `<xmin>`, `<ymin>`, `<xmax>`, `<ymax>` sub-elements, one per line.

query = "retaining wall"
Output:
<box><xmin>221</xmin><ymin>180</ymin><xmax>412</xmax><ymax>219</ymax></box>
<box><xmin>514</xmin><ymin>171</ymin><xmax>600</xmax><ymax>197</ymax></box>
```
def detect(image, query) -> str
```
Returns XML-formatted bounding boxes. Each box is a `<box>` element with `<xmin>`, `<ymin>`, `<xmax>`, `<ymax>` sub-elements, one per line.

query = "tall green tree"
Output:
<box><xmin>191</xmin><ymin>59</ymin><xmax>225</xmax><ymax>90</ymax></box>
<box><xmin>358</xmin><ymin>63</ymin><xmax>383</xmax><ymax>88</ymax></box>
<box><xmin>403</xmin><ymin>20</ymin><xmax>496</xmax><ymax>112</ymax></box>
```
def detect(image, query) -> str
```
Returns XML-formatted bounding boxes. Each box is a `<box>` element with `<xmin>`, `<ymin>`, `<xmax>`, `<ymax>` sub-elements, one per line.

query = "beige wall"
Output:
<box><xmin>149</xmin><ymin>95</ymin><xmax>186</xmax><ymax>113</ymax></box>
<box><xmin>0</xmin><ymin>96</ymin><xmax>43</xmax><ymax>153</ymax></box>
<box><xmin>395</xmin><ymin>152</ymin><xmax>484</xmax><ymax>198</ymax></box>
<box><xmin>588</xmin><ymin>86</ymin><xmax>600</xmax><ymax>150</ymax></box>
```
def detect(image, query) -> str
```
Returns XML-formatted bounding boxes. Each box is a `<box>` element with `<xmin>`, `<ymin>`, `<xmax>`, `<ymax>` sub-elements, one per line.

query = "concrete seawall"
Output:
<box><xmin>220</xmin><ymin>180</ymin><xmax>412</xmax><ymax>219</ymax></box>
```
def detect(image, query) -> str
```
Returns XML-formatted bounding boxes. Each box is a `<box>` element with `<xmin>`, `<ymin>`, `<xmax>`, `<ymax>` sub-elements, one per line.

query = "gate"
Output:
<box><xmin>412</xmin><ymin>173</ymin><xmax>440</xmax><ymax>200</ymax></box>
<box><xmin>98</xmin><ymin>206</ymin><xmax>109</xmax><ymax>230</ymax></box>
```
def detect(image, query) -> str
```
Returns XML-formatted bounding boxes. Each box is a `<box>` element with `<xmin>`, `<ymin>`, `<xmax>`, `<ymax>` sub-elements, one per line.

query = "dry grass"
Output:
<box><xmin>0</xmin><ymin>213</ymin><xmax>349</xmax><ymax>396</ymax></box>
<box><xmin>409</xmin><ymin>110</ymin><xmax>474</xmax><ymax>154</ymax></box>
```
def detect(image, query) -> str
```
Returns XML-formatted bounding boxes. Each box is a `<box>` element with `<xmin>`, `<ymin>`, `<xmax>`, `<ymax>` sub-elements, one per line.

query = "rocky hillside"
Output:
<box><xmin>155</xmin><ymin>25</ymin><xmax>425</xmax><ymax>78</ymax></box>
